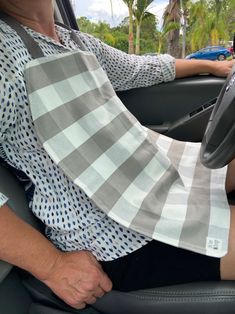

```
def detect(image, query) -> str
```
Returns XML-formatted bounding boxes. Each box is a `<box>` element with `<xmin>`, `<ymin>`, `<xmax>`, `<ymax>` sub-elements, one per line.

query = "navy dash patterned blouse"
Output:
<box><xmin>0</xmin><ymin>19</ymin><xmax>175</xmax><ymax>261</ymax></box>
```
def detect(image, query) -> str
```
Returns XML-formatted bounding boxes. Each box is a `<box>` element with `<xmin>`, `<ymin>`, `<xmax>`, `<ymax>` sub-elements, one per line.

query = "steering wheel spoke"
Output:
<box><xmin>201</xmin><ymin>64</ymin><xmax>235</xmax><ymax>168</ymax></box>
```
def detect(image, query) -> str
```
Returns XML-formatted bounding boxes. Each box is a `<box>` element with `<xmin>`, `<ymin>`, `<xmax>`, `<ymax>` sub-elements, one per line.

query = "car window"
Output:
<box><xmin>210</xmin><ymin>47</ymin><xmax>220</xmax><ymax>51</ymax></box>
<box><xmin>201</xmin><ymin>48</ymin><xmax>210</xmax><ymax>53</ymax></box>
<box><xmin>73</xmin><ymin>1</ymin><xmax>235</xmax><ymax>59</ymax></box>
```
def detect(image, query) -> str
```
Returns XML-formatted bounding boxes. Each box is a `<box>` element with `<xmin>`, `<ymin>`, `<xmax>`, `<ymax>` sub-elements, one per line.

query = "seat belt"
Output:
<box><xmin>0</xmin><ymin>12</ymin><xmax>44</xmax><ymax>58</ymax></box>
<box><xmin>55</xmin><ymin>20</ymin><xmax>87</xmax><ymax>51</ymax></box>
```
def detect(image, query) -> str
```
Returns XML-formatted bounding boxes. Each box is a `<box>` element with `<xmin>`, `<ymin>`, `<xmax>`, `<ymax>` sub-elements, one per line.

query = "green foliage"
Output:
<box><xmin>77</xmin><ymin>17</ymin><xmax>128</xmax><ymax>52</ymax></box>
<box><xmin>140</xmin><ymin>13</ymin><xmax>159</xmax><ymax>53</ymax></box>
<box><xmin>77</xmin><ymin>16</ymin><xmax>97</xmax><ymax>34</ymax></box>
<box><xmin>113</xmin><ymin>32</ymin><xmax>129</xmax><ymax>52</ymax></box>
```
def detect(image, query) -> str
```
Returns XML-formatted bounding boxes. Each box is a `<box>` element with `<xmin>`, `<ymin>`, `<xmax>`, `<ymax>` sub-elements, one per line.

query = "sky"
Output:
<box><xmin>73</xmin><ymin>0</ymin><xmax>168</xmax><ymax>28</ymax></box>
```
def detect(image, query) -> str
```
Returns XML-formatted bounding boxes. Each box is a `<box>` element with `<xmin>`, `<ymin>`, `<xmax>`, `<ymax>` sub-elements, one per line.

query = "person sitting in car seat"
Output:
<box><xmin>0</xmin><ymin>0</ymin><xmax>235</xmax><ymax>310</ymax></box>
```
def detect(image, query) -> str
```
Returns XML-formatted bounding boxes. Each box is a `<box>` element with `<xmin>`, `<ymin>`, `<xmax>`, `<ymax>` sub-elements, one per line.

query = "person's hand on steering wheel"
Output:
<box><xmin>208</xmin><ymin>60</ymin><xmax>235</xmax><ymax>78</ymax></box>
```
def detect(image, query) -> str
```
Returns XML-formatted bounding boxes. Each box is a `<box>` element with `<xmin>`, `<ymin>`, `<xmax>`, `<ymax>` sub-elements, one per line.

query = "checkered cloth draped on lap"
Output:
<box><xmin>25</xmin><ymin>50</ymin><xmax>230</xmax><ymax>258</ymax></box>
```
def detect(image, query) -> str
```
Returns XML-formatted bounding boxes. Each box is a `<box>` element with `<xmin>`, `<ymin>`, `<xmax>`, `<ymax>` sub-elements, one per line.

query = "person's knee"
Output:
<box><xmin>221</xmin><ymin>206</ymin><xmax>235</xmax><ymax>280</ymax></box>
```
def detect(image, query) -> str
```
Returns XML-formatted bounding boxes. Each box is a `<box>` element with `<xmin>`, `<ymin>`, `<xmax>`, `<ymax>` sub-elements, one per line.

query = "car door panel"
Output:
<box><xmin>117</xmin><ymin>76</ymin><xmax>225</xmax><ymax>141</ymax></box>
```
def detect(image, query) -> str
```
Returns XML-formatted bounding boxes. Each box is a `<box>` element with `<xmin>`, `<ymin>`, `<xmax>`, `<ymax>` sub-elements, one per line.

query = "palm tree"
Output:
<box><xmin>134</xmin><ymin>0</ymin><xmax>154</xmax><ymax>54</ymax></box>
<box><xmin>188</xmin><ymin>1</ymin><xmax>211</xmax><ymax>51</ymax></box>
<box><xmin>207</xmin><ymin>0</ymin><xmax>225</xmax><ymax>46</ymax></box>
<box><xmin>181</xmin><ymin>0</ymin><xmax>191</xmax><ymax>58</ymax></box>
<box><xmin>109</xmin><ymin>0</ymin><xmax>114</xmax><ymax>16</ymax></box>
<box><xmin>211</xmin><ymin>0</ymin><xmax>230</xmax><ymax>46</ymax></box>
<box><xmin>188</xmin><ymin>0</ymin><xmax>229</xmax><ymax>52</ymax></box>
<box><xmin>158</xmin><ymin>21</ymin><xmax>179</xmax><ymax>53</ymax></box>
<box><xmin>226</xmin><ymin>0</ymin><xmax>235</xmax><ymax>36</ymax></box>
<box><xmin>163</xmin><ymin>0</ymin><xmax>181</xmax><ymax>57</ymax></box>
<box><xmin>122</xmin><ymin>0</ymin><xmax>135</xmax><ymax>54</ymax></box>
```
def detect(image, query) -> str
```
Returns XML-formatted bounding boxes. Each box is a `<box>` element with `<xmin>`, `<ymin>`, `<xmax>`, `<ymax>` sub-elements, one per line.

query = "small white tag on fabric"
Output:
<box><xmin>206</xmin><ymin>237</ymin><xmax>223</xmax><ymax>253</ymax></box>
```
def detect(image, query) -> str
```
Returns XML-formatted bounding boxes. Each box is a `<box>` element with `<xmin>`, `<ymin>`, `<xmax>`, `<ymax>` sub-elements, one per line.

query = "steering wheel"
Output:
<box><xmin>200</xmin><ymin>63</ymin><xmax>235</xmax><ymax>169</ymax></box>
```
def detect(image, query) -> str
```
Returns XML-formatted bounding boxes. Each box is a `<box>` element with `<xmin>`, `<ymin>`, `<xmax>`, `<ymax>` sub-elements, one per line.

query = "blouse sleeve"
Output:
<box><xmin>0</xmin><ymin>192</ymin><xmax>8</xmax><ymax>208</ymax></box>
<box><xmin>77</xmin><ymin>31</ymin><xmax>176</xmax><ymax>91</ymax></box>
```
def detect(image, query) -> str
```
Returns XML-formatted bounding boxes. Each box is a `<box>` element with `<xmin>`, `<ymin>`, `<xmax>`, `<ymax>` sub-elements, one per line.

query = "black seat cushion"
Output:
<box><xmin>94</xmin><ymin>281</ymin><xmax>235</xmax><ymax>314</ymax></box>
<box><xmin>23</xmin><ymin>275</ymin><xmax>235</xmax><ymax>314</ymax></box>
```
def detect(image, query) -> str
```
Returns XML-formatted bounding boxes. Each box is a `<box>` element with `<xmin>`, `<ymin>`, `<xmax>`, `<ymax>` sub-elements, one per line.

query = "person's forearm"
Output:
<box><xmin>175</xmin><ymin>59</ymin><xmax>215</xmax><ymax>78</ymax></box>
<box><xmin>0</xmin><ymin>204</ymin><xmax>61</xmax><ymax>281</ymax></box>
<box><xmin>175</xmin><ymin>58</ymin><xmax>235</xmax><ymax>79</ymax></box>
<box><xmin>0</xmin><ymin>204</ymin><xmax>112</xmax><ymax>309</ymax></box>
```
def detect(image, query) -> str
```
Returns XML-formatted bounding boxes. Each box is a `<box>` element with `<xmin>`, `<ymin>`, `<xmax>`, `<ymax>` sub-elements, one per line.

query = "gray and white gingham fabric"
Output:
<box><xmin>0</xmin><ymin>192</ymin><xmax>8</xmax><ymax>208</ymax></box>
<box><xmin>25</xmin><ymin>50</ymin><xmax>230</xmax><ymax>258</ymax></box>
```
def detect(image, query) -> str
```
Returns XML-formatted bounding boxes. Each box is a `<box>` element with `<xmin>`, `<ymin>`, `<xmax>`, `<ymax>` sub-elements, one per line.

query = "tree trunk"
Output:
<box><xmin>167</xmin><ymin>29</ymin><xmax>180</xmax><ymax>57</ymax></box>
<box><xmin>128</xmin><ymin>6</ymin><xmax>135</xmax><ymax>54</ymax></box>
<box><xmin>181</xmin><ymin>12</ymin><xmax>187</xmax><ymax>58</ymax></box>
<box><xmin>166</xmin><ymin>0</ymin><xmax>181</xmax><ymax>58</ymax></box>
<box><xmin>135</xmin><ymin>24</ymin><xmax>141</xmax><ymax>54</ymax></box>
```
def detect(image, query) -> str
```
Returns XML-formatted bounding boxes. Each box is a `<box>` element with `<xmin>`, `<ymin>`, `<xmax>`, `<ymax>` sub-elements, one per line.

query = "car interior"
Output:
<box><xmin>0</xmin><ymin>0</ymin><xmax>235</xmax><ymax>313</ymax></box>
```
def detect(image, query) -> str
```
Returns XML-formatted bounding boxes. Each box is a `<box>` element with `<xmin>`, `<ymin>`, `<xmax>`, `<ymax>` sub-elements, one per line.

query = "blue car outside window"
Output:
<box><xmin>186</xmin><ymin>46</ymin><xmax>231</xmax><ymax>61</ymax></box>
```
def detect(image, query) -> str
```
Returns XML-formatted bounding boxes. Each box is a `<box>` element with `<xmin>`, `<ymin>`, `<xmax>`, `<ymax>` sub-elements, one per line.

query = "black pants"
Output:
<box><xmin>101</xmin><ymin>240</ymin><xmax>220</xmax><ymax>291</ymax></box>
